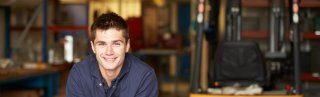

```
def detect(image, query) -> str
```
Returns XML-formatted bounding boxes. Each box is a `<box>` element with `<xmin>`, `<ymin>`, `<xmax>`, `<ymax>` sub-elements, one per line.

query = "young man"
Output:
<box><xmin>66</xmin><ymin>12</ymin><xmax>158</xmax><ymax>97</ymax></box>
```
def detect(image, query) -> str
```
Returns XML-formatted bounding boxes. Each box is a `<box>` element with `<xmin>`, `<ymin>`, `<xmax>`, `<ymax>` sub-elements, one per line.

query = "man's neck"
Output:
<box><xmin>99</xmin><ymin>65</ymin><xmax>122</xmax><ymax>87</ymax></box>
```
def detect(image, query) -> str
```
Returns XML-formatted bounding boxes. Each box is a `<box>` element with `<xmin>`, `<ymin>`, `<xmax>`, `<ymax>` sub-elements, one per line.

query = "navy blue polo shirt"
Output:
<box><xmin>66</xmin><ymin>53</ymin><xmax>158</xmax><ymax>97</ymax></box>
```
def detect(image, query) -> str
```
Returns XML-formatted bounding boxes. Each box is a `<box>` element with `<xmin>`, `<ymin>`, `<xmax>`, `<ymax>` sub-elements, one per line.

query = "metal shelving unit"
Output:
<box><xmin>4</xmin><ymin>6</ymin><xmax>11</xmax><ymax>58</ymax></box>
<box><xmin>2</xmin><ymin>0</ymin><xmax>48</xmax><ymax>62</ymax></box>
<box><xmin>43</xmin><ymin>0</ymin><xmax>48</xmax><ymax>63</ymax></box>
<box><xmin>2</xmin><ymin>0</ymin><xmax>89</xmax><ymax>63</ymax></box>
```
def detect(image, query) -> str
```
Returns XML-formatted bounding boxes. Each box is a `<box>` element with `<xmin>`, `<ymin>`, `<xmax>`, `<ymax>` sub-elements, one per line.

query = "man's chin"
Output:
<box><xmin>102</xmin><ymin>65</ymin><xmax>116</xmax><ymax>70</ymax></box>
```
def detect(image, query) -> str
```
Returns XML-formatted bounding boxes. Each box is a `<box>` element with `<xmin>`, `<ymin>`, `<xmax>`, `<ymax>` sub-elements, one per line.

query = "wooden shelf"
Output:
<box><xmin>242</xmin><ymin>0</ymin><xmax>269</xmax><ymax>8</ymax></box>
<box><xmin>11</xmin><ymin>25</ymin><xmax>88</xmax><ymax>32</ymax></box>
<box><xmin>48</xmin><ymin>25</ymin><xmax>88</xmax><ymax>32</ymax></box>
<box><xmin>303</xmin><ymin>32</ymin><xmax>320</xmax><ymax>40</ymax></box>
<box><xmin>299</xmin><ymin>0</ymin><xmax>320</xmax><ymax>8</ymax></box>
<box><xmin>241</xmin><ymin>31</ymin><xmax>320</xmax><ymax>40</ymax></box>
<box><xmin>301</xmin><ymin>73</ymin><xmax>320</xmax><ymax>81</ymax></box>
<box><xmin>241</xmin><ymin>31</ymin><xmax>269</xmax><ymax>39</ymax></box>
<box><xmin>242</xmin><ymin>0</ymin><xmax>320</xmax><ymax>8</ymax></box>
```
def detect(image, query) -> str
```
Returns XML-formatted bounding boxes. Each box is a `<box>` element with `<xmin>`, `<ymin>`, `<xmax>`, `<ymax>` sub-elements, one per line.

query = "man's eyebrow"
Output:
<box><xmin>112</xmin><ymin>40</ymin><xmax>125</xmax><ymax>43</ymax></box>
<box><xmin>94</xmin><ymin>41</ymin><xmax>106</xmax><ymax>44</ymax></box>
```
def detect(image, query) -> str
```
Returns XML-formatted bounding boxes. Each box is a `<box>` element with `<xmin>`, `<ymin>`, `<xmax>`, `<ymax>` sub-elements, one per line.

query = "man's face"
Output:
<box><xmin>91</xmin><ymin>28</ymin><xmax>130</xmax><ymax>71</ymax></box>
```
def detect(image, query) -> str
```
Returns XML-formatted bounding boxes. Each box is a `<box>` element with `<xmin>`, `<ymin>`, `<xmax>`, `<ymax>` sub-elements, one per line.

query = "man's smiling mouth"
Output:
<box><xmin>103</xmin><ymin>57</ymin><xmax>116</xmax><ymax>61</ymax></box>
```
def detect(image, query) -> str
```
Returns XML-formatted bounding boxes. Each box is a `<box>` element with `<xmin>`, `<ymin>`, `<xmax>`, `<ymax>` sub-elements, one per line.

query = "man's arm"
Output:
<box><xmin>66</xmin><ymin>66</ymin><xmax>85</xmax><ymax>97</ymax></box>
<box><xmin>135</xmin><ymin>70</ymin><xmax>159</xmax><ymax>97</ymax></box>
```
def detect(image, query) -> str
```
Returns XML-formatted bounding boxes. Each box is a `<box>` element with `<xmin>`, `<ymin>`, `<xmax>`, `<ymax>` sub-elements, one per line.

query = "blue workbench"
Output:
<box><xmin>0</xmin><ymin>68</ymin><xmax>59</xmax><ymax>97</ymax></box>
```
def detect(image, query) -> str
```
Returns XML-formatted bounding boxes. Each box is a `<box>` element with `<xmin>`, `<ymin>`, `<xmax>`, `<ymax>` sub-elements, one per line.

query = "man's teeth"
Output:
<box><xmin>106</xmin><ymin>58</ymin><xmax>115</xmax><ymax>61</ymax></box>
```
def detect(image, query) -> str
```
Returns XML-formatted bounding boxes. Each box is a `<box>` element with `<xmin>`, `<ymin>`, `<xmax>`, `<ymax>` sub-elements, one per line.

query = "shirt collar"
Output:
<box><xmin>90</xmin><ymin>53</ymin><xmax>131</xmax><ymax>81</ymax></box>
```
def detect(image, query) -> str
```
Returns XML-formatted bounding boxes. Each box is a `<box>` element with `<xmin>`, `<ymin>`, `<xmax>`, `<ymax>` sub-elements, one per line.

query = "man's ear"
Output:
<box><xmin>90</xmin><ymin>41</ymin><xmax>96</xmax><ymax>54</ymax></box>
<box><xmin>126</xmin><ymin>39</ymin><xmax>130</xmax><ymax>52</ymax></box>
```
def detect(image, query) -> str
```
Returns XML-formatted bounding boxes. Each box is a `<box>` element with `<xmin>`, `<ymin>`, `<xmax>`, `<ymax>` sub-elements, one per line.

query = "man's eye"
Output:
<box><xmin>97</xmin><ymin>43</ymin><xmax>105</xmax><ymax>46</ymax></box>
<box><xmin>113</xmin><ymin>42</ymin><xmax>121</xmax><ymax>46</ymax></box>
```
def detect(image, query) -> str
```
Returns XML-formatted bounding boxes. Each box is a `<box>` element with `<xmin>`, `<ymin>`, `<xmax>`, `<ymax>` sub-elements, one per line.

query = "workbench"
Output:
<box><xmin>190</xmin><ymin>94</ymin><xmax>303</xmax><ymax>97</ymax></box>
<box><xmin>0</xmin><ymin>68</ymin><xmax>59</xmax><ymax>97</ymax></box>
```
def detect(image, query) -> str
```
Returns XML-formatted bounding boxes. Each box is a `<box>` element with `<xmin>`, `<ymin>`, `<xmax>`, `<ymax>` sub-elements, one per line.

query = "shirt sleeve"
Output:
<box><xmin>66</xmin><ymin>65</ymin><xmax>85</xmax><ymax>97</ymax></box>
<box><xmin>135</xmin><ymin>69</ymin><xmax>159</xmax><ymax>97</ymax></box>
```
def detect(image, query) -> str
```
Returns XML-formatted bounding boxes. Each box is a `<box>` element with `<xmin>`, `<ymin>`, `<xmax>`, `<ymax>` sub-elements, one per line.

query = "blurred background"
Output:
<box><xmin>0</xmin><ymin>0</ymin><xmax>320</xmax><ymax>97</ymax></box>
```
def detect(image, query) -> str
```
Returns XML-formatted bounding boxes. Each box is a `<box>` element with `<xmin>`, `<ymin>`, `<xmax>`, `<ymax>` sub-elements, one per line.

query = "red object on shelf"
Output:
<box><xmin>127</xmin><ymin>17</ymin><xmax>143</xmax><ymax>51</ymax></box>
<box><xmin>285</xmin><ymin>84</ymin><xmax>292</xmax><ymax>94</ymax></box>
<box><xmin>158</xmin><ymin>33</ymin><xmax>182</xmax><ymax>49</ymax></box>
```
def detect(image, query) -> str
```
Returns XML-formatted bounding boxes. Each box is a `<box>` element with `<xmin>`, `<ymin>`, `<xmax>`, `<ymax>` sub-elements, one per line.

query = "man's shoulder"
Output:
<box><xmin>72</xmin><ymin>54</ymin><xmax>96</xmax><ymax>70</ymax></box>
<box><xmin>126</xmin><ymin>54</ymin><xmax>154</xmax><ymax>73</ymax></box>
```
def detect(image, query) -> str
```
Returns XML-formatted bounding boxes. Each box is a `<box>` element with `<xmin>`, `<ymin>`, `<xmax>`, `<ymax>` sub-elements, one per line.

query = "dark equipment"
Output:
<box><xmin>191</xmin><ymin>0</ymin><xmax>302</xmax><ymax>95</ymax></box>
<box><xmin>224</xmin><ymin>0</ymin><xmax>241</xmax><ymax>41</ymax></box>
<box><xmin>209</xmin><ymin>41</ymin><xmax>270</xmax><ymax>87</ymax></box>
<box><xmin>266</xmin><ymin>0</ymin><xmax>287</xmax><ymax>59</ymax></box>
<box><xmin>208</xmin><ymin>0</ymin><xmax>272</xmax><ymax>88</ymax></box>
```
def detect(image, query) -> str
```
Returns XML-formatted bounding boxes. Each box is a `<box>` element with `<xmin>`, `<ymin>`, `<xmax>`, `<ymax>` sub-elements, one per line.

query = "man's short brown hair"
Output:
<box><xmin>90</xmin><ymin>12</ymin><xmax>129</xmax><ymax>42</ymax></box>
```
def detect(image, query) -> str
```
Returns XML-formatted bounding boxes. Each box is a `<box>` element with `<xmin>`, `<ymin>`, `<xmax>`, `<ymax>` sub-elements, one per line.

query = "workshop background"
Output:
<box><xmin>1</xmin><ymin>0</ymin><xmax>320</xmax><ymax>97</ymax></box>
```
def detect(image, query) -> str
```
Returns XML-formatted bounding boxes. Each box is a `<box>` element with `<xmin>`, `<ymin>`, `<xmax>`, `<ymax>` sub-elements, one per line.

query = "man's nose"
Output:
<box><xmin>105</xmin><ymin>45</ymin><xmax>114</xmax><ymax>55</ymax></box>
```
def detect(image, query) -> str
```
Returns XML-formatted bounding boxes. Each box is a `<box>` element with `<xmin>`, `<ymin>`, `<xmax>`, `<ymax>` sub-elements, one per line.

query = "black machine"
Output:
<box><xmin>209</xmin><ymin>0</ymin><xmax>271</xmax><ymax>88</ymax></box>
<box><xmin>210</xmin><ymin>0</ymin><xmax>286</xmax><ymax>89</ymax></box>
<box><xmin>191</xmin><ymin>0</ymin><xmax>302</xmax><ymax>94</ymax></box>
<box><xmin>209</xmin><ymin>41</ymin><xmax>269</xmax><ymax>87</ymax></box>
